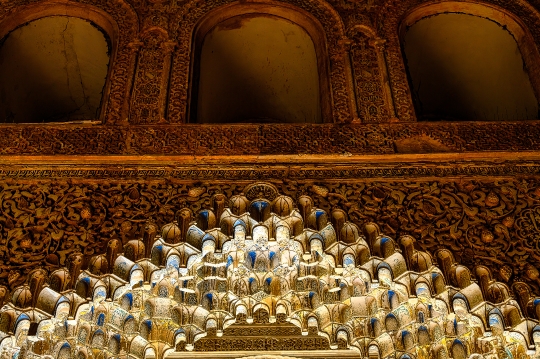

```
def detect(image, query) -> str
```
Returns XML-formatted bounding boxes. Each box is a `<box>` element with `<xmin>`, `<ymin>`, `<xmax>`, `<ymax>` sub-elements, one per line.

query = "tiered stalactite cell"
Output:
<box><xmin>0</xmin><ymin>194</ymin><xmax>539</xmax><ymax>358</ymax></box>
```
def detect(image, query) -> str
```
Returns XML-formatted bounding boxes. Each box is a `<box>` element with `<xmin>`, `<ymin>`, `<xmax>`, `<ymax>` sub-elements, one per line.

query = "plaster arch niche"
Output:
<box><xmin>0</xmin><ymin>16</ymin><xmax>111</xmax><ymax>123</ymax></box>
<box><xmin>401</xmin><ymin>3</ymin><xmax>540</xmax><ymax>121</ymax></box>
<box><xmin>191</xmin><ymin>5</ymin><xmax>329</xmax><ymax>124</ymax></box>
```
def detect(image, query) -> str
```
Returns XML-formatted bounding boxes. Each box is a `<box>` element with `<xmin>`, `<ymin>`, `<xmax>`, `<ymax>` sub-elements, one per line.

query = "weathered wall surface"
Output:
<box><xmin>0</xmin><ymin>16</ymin><xmax>109</xmax><ymax>123</ymax></box>
<box><xmin>196</xmin><ymin>16</ymin><xmax>321</xmax><ymax>123</ymax></box>
<box><xmin>403</xmin><ymin>13</ymin><xmax>539</xmax><ymax>121</ymax></box>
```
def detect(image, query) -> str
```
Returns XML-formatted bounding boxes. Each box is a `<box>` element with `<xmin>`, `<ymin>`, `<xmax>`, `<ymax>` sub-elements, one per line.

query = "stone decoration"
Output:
<box><xmin>1</xmin><ymin>0</ymin><xmax>540</xmax><ymax>126</ymax></box>
<box><xmin>0</xmin><ymin>189</ymin><xmax>539</xmax><ymax>358</ymax></box>
<box><xmin>1</xmin><ymin>179</ymin><xmax>540</xmax><ymax>300</ymax></box>
<box><xmin>0</xmin><ymin>122</ymin><xmax>538</xmax><ymax>155</ymax></box>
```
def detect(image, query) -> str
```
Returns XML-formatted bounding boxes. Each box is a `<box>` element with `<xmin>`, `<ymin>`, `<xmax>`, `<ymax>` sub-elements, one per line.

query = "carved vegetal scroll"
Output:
<box><xmin>349</xmin><ymin>27</ymin><xmax>394</xmax><ymax>122</ymax></box>
<box><xmin>129</xmin><ymin>29</ymin><xmax>176</xmax><ymax>124</ymax></box>
<box><xmin>1</xmin><ymin>184</ymin><xmax>540</xmax><ymax>358</ymax></box>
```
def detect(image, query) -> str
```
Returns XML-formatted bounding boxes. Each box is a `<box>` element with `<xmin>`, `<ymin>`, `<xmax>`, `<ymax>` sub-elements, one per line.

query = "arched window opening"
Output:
<box><xmin>0</xmin><ymin>16</ymin><xmax>111</xmax><ymax>123</ymax></box>
<box><xmin>402</xmin><ymin>11</ymin><xmax>539</xmax><ymax>121</ymax></box>
<box><xmin>192</xmin><ymin>8</ymin><xmax>328</xmax><ymax>124</ymax></box>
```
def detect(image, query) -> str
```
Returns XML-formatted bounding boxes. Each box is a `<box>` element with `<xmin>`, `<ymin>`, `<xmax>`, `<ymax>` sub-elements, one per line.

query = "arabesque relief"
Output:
<box><xmin>0</xmin><ymin>185</ymin><xmax>540</xmax><ymax>358</ymax></box>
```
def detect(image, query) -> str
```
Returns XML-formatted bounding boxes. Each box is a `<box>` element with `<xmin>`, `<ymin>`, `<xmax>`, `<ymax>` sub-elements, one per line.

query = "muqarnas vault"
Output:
<box><xmin>0</xmin><ymin>189</ymin><xmax>539</xmax><ymax>359</ymax></box>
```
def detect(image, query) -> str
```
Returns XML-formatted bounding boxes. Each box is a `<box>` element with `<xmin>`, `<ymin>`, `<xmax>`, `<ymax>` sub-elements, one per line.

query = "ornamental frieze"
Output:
<box><xmin>0</xmin><ymin>122</ymin><xmax>540</xmax><ymax>155</ymax></box>
<box><xmin>0</xmin><ymin>161</ymin><xmax>539</xmax><ymax>180</ymax></box>
<box><xmin>1</xmin><ymin>179</ymin><xmax>540</xmax><ymax>299</ymax></box>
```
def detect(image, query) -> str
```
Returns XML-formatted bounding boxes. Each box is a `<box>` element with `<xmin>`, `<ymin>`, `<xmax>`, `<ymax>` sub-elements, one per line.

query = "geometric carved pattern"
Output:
<box><xmin>1</xmin><ymin>161</ymin><xmax>540</xmax><ymax>180</ymax></box>
<box><xmin>129</xmin><ymin>29</ymin><xmax>176</xmax><ymax>124</ymax></box>
<box><xmin>1</xmin><ymin>188</ymin><xmax>539</xmax><ymax>358</ymax></box>
<box><xmin>349</xmin><ymin>28</ymin><xmax>392</xmax><ymax>122</ymax></box>
<box><xmin>0</xmin><ymin>123</ymin><xmax>540</xmax><ymax>155</ymax></box>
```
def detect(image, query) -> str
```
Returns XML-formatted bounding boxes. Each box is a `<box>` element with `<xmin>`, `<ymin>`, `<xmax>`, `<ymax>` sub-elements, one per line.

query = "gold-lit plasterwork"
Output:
<box><xmin>0</xmin><ymin>185</ymin><xmax>539</xmax><ymax>358</ymax></box>
<box><xmin>2</xmin><ymin>0</ymin><xmax>540</xmax><ymax>125</ymax></box>
<box><xmin>2</xmin><ymin>176</ymin><xmax>540</xmax><ymax>295</ymax></box>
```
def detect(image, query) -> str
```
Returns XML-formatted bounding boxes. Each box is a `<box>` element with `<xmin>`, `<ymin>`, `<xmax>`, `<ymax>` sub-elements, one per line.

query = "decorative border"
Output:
<box><xmin>0</xmin><ymin>161</ymin><xmax>539</xmax><ymax>180</ymax></box>
<box><xmin>0</xmin><ymin>121</ymin><xmax>538</xmax><ymax>155</ymax></box>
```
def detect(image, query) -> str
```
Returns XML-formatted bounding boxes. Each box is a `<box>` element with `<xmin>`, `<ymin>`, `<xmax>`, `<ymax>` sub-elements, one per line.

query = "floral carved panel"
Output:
<box><xmin>2</xmin><ymin>178</ymin><xmax>540</xmax><ymax>298</ymax></box>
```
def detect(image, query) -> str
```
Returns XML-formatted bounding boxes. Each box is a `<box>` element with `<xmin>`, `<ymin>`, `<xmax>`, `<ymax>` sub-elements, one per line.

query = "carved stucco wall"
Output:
<box><xmin>2</xmin><ymin>175</ymin><xmax>540</xmax><ymax>299</ymax></box>
<box><xmin>0</xmin><ymin>2</ymin><xmax>540</xmax><ymax>354</ymax></box>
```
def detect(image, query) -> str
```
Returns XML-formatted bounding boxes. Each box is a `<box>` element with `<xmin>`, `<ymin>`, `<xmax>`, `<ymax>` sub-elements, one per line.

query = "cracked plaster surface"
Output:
<box><xmin>0</xmin><ymin>16</ymin><xmax>110</xmax><ymax>123</ymax></box>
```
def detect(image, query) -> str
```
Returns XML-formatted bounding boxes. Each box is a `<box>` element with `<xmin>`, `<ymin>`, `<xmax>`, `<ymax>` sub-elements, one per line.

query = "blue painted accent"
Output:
<box><xmin>233</xmin><ymin>219</ymin><xmax>246</xmax><ymax>228</ymax></box>
<box><xmin>130</xmin><ymin>264</ymin><xmax>142</xmax><ymax>274</ymax></box>
<box><xmin>343</xmin><ymin>256</ymin><xmax>354</xmax><ymax>266</ymax></box>
<box><xmin>265</xmin><ymin>277</ymin><xmax>272</xmax><ymax>285</ymax></box>
<box><xmin>381</xmin><ymin>237</ymin><xmax>390</xmax><ymax>244</ymax></box>
<box><xmin>97</xmin><ymin>313</ymin><xmax>105</xmax><ymax>326</ymax></box>
<box><xmin>125</xmin><ymin>293</ymin><xmax>133</xmax><ymax>306</ymax></box>
<box><xmin>309</xmin><ymin>292</ymin><xmax>315</xmax><ymax>299</ymax></box>
<box><xmin>14</xmin><ymin>313</ymin><xmax>30</xmax><ymax>329</ymax></box>
<box><xmin>82</xmin><ymin>277</ymin><xmax>90</xmax><ymax>284</ymax></box>
<box><xmin>226</xmin><ymin>256</ymin><xmax>234</xmax><ymax>269</ymax></box>
<box><xmin>269</xmin><ymin>251</ymin><xmax>275</xmax><ymax>260</ymax></box>
<box><xmin>60</xmin><ymin>342</ymin><xmax>71</xmax><ymax>350</ymax></box>
<box><xmin>248</xmin><ymin>251</ymin><xmax>257</xmax><ymax>267</ymax></box>
<box><xmin>200</xmin><ymin>210</ymin><xmax>209</xmax><ymax>221</ymax></box>
<box><xmin>249</xmin><ymin>277</ymin><xmax>255</xmax><ymax>284</ymax></box>
<box><xmin>401</xmin><ymin>330</ymin><xmax>411</xmax><ymax>347</ymax></box>
<box><xmin>144</xmin><ymin>320</ymin><xmax>152</xmax><ymax>330</ymax></box>
<box><xmin>202</xmin><ymin>234</ymin><xmax>216</xmax><ymax>245</ymax></box>
<box><xmin>315</xmin><ymin>210</ymin><xmax>325</xmax><ymax>219</ymax></box>
<box><xmin>251</xmin><ymin>201</ymin><xmax>269</xmax><ymax>220</ymax></box>
<box><xmin>489</xmin><ymin>315</ymin><xmax>501</xmax><ymax>326</ymax></box>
